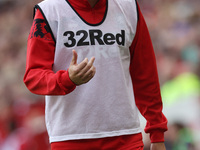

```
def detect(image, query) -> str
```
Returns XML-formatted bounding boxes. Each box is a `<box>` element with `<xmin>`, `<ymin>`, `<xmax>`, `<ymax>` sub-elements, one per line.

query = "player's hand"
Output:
<box><xmin>150</xmin><ymin>142</ymin><xmax>166</xmax><ymax>150</ymax></box>
<box><xmin>68</xmin><ymin>50</ymin><xmax>96</xmax><ymax>85</ymax></box>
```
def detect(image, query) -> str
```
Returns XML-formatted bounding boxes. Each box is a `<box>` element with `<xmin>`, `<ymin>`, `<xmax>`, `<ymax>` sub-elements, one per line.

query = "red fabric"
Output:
<box><xmin>68</xmin><ymin>0</ymin><xmax>106</xmax><ymax>24</ymax></box>
<box><xmin>24</xmin><ymin>9</ymin><xmax>76</xmax><ymax>95</ymax></box>
<box><xmin>24</xmin><ymin>0</ymin><xmax>167</xmax><ymax>145</ymax></box>
<box><xmin>129</xmin><ymin>3</ymin><xmax>168</xmax><ymax>142</ymax></box>
<box><xmin>51</xmin><ymin>133</ymin><xmax>143</xmax><ymax>150</ymax></box>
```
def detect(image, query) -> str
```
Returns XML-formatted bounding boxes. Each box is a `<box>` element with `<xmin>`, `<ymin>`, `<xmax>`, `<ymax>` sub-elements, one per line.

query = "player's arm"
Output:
<box><xmin>23</xmin><ymin>9</ymin><xmax>76</xmax><ymax>95</ymax></box>
<box><xmin>129</xmin><ymin>2</ymin><xmax>168</xmax><ymax>148</ymax></box>
<box><xmin>24</xmin><ymin>9</ymin><xmax>96</xmax><ymax>95</ymax></box>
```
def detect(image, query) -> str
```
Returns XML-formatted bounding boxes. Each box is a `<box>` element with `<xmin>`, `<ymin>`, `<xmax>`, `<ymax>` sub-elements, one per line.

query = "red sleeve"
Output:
<box><xmin>23</xmin><ymin>9</ymin><xmax>76</xmax><ymax>95</ymax></box>
<box><xmin>129</xmin><ymin>3</ymin><xmax>168</xmax><ymax>143</ymax></box>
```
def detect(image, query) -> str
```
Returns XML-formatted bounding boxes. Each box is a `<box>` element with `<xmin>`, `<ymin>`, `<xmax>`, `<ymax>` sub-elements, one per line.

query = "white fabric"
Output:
<box><xmin>38</xmin><ymin>0</ymin><xmax>141</xmax><ymax>143</ymax></box>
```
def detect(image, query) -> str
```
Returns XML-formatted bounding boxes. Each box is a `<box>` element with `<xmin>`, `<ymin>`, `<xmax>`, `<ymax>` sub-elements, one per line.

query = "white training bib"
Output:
<box><xmin>37</xmin><ymin>0</ymin><xmax>141</xmax><ymax>143</ymax></box>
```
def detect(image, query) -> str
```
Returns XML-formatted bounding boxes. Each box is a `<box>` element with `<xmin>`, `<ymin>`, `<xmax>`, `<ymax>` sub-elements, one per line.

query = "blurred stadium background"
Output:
<box><xmin>0</xmin><ymin>0</ymin><xmax>199</xmax><ymax>149</ymax></box>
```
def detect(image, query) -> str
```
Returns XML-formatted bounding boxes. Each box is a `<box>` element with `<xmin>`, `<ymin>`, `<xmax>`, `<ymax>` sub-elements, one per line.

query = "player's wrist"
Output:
<box><xmin>60</xmin><ymin>70</ymin><xmax>77</xmax><ymax>90</ymax></box>
<box><xmin>150</xmin><ymin>131</ymin><xmax>165</xmax><ymax>143</ymax></box>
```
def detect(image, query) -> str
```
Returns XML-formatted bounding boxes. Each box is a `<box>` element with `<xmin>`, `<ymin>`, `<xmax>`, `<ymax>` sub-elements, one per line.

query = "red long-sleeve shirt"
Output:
<box><xmin>24</xmin><ymin>0</ymin><xmax>167</xmax><ymax>145</ymax></box>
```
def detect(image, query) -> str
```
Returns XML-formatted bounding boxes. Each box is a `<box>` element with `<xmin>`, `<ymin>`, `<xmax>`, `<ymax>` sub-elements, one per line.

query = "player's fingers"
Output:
<box><xmin>70</xmin><ymin>50</ymin><xmax>78</xmax><ymax>65</ymax></box>
<box><xmin>89</xmin><ymin>57</ymin><xmax>95</xmax><ymax>64</ymax></box>
<box><xmin>79</xmin><ymin>57</ymin><xmax>95</xmax><ymax>74</ymax></box>
<box><xmin>76</xmin><ymin>57</ymin><xmax>88</xmax><ymax>71</ymax></box>
<box><xmin>82</xmin><ymin>66</ymin><xmax>96</xmax><ymax>82</ymax></box>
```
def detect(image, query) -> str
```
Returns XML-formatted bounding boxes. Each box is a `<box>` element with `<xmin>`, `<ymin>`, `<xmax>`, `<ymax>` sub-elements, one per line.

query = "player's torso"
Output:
<box><xmin>38</xmin><ymin>0</ymin><xmax>141</xmax><ymax>143</ymax></box>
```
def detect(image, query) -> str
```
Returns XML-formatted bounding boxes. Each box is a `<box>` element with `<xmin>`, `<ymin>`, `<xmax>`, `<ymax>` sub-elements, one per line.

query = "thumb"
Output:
<box><xmin>71</xmin><ymin>50</ymin><xmax>78</xmax><ymax>65</ymax></box>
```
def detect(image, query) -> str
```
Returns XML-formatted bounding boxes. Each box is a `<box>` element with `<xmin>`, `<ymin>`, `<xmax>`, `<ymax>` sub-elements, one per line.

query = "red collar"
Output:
<box><xmin>66</xmin><ymin>0</ymin><xmax>107</xmax><ymax>25</ymax></box>
<box><xmin>68</xmin><ymin>0</ymin><xmax>106</xmax><ymax>11</ymax></box>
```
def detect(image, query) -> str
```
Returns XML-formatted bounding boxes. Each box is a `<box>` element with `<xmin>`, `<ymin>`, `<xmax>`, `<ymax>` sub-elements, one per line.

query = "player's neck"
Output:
<box><xmin>87</xmin><ymin>0</ymin><xmax>99</xmax><ymax>8</ymax></box>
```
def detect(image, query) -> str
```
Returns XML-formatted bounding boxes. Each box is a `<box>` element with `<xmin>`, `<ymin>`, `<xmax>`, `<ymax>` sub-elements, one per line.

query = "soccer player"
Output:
<box><xmin>24</xmin><ymin>0</ymin><xmax>168</xmax><ymax>149</ymax></box>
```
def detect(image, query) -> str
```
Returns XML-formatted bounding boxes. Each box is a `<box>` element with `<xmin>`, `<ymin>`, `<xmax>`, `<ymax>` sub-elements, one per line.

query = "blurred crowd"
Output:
<box><xmin>0</xmin><ymin>0</ymin><xmax>199</xmax><ymax>149</ymax></box>
<box><xmin>139</xmin><ymin>0</ymin><xmax>200</xmax><ymax>149</ymax></box>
